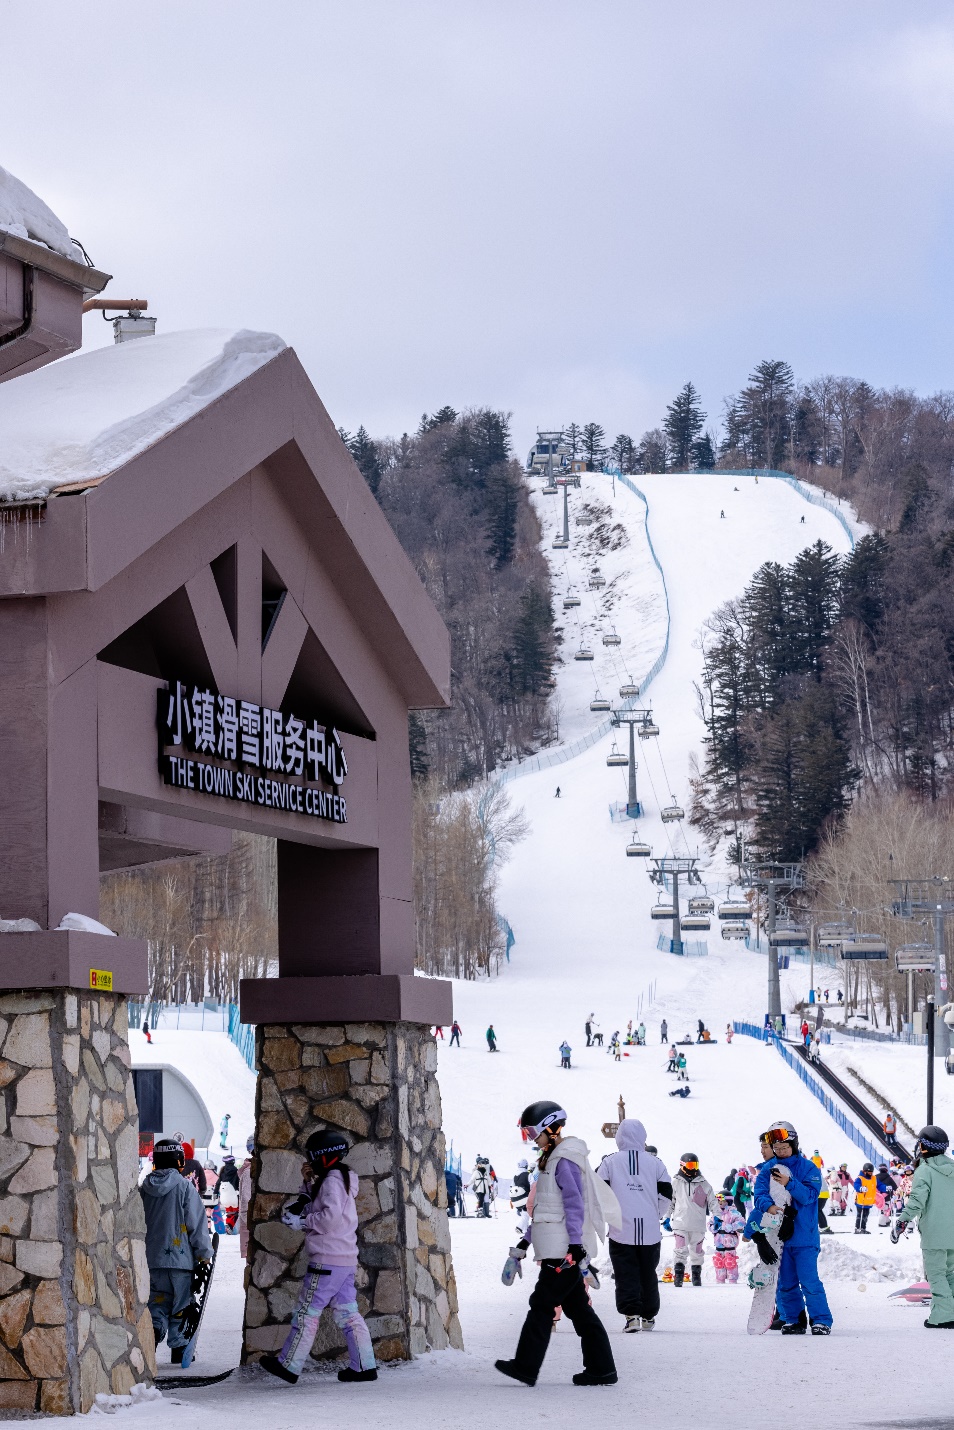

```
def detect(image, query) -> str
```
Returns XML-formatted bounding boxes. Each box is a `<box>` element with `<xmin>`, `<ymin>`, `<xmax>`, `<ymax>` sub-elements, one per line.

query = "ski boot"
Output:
<box><xmin>690</xmin><ymin>1265</ymin><xmax>702</xmax><ymax>1287</ymax></box>
<box><xmin>672</xmin><ymin>1261</ymin><xmax>685</xmax><ymax>1287</ymax></box>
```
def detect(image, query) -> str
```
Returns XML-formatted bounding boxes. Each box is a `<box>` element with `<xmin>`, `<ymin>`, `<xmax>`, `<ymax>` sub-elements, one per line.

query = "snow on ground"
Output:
<box><xmin>121</xmin><ymin>471</ymin><xmax>952</xmax><ymax>1424</ymax></box>
<box><xmin>0</xmin><ymin>162</ymin><xmax>81</xmax><ymax>260</ymax></box>
<box><xmin>0</xmin><ymin>328</ymin><xmax>286</xmax><ymax>502</ymax></box>
<box><xmin>129</xmin><ymin>1028</ymin><xmax>256</xmax><ymax>1161</ymax></box>
<box><xmin>821</xmin><ymin>1037</ymin><xmax>953</xmax><ymax>1149</ymax></box>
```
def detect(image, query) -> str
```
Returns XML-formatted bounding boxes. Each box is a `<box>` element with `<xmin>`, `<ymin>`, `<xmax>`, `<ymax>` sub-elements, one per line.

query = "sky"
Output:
<box><xmin>6</xmin><ymin>1</ymin><xmax>954</xmax><ymax>459</ymax></box>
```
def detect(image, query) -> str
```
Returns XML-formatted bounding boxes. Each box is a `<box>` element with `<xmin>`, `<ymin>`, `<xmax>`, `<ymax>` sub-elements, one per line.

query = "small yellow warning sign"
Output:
<box><xmin>89</xmin><ymin>968</ymin><xmax>113</xmax><ymax>991</ymax></box>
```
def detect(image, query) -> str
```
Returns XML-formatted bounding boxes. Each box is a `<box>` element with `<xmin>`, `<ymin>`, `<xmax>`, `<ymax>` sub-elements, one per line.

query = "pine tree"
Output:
<box><xmin>511</xmin><ymin>584</ymin><xmax>553</xmax><ymax>695</ymax></box>
<box><xmin>581</xmin><ymin>423</ymin><xmax>607</xmax><ymax>470</ymax></box>
<box><xmin>349</xmin><ymin>425</ymin><xmax>383</xmax><ymax>495</ymax></box>
<box><xmin>485</xmin><ymin>462</ymin><xmax>521</xmax><ymax>566</ymax></box>
<box><xmin>610</xmin><ymin>434</ymin><xmax>635</xmax><ymax>473</ymax></box>
<box><xmin>409</xmin><ymin>712</ymin><xmax>429</xmax><ymax>781</ymax></box>
<box><xmin>788</xmin><ymin>541</ymin><xmax>841</xmax><ymax>680</ymax></box>
<box><xmin>691</xmin><ymin>432</ymin><xmax>716</xmax><ymax>470</ymax></box>
<box><xmin>664</xmin><ymin>383</ymin><xmax>706</xmax><ymax>469</ymax></box>
<box><xmin>564</xmin><ymin>423</ymin><xmax>582</xmax><ymax>459</ymax></box>
<box><xmin>637</xmin><ymin>429</ymin><xmax>667</xmax><ymax>473</ymax></box>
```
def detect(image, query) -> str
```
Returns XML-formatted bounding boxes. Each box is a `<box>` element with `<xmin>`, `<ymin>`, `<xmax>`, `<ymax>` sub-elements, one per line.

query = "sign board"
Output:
<box><xmin>601</xmin><ymin>1122</ymin><xmax>619</xmax><ymax>1140</ymax></box>
<box><xmin>158</xmin><ymin>680</ymin><xmax>350</xmax><ymax>825</ymax></box>
<box><xmin>89</xmin><ymin>968</ymin><xmax>113</xmax><ymax>991</ymax></box>
<box><xmin>138</xmin><ymin>1132</ymin><xmax>155</xmax><ymax>1159</ymax></box>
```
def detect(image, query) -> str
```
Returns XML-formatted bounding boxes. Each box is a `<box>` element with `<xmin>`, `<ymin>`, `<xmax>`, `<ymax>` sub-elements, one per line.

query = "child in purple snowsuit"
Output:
<box><xmin>710</xmin><ymin>1194</ymin><xmax>745</xmax><ymax>1283</ymax></box>
<box><xmin>261</xmin><ymin>1131</ymin><xmax>377</xmax><ymax>1385</ymax></box>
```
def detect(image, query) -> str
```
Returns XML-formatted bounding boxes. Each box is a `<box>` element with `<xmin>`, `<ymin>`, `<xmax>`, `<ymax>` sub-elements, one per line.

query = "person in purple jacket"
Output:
<box><xmin>261</xmin><ymin>1130</ymin><xmax>377</xmax><ymax>1385</ymax></box>
<box><xmin>496</xmin><ymin>1101</ymin><xmax>617</xmax><ymax>1387</ymax></box>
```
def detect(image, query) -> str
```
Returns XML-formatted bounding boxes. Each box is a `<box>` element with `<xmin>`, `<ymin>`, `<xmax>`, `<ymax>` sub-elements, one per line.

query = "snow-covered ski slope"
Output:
<box><xmin>438</xmin><ymin>472</ymin><xmax>870</xmax><ymax>1183</ymax></box>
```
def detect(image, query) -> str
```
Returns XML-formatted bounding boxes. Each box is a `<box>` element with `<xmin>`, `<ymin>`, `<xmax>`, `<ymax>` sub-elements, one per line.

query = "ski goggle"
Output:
<box><xmin>520</xmin><ymin>1109</ymin><xmax>567</xmax><ymax>1140</ymax></box>
<box><xmin>680</xmin><ymin>1159</ymin><xmax>699</xmax><ymax>1170</ymax></box>
<box><xmin>760</xmin><ymin>1127</ymin><xmax>795</xmax><ymax>1148</ymax></box>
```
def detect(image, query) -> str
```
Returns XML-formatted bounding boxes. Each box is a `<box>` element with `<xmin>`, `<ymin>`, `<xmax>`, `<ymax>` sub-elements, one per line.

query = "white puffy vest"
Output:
<box><xmin>529</xmin><ymin>1137</ymin><xmax>620</xmax><ymax>1261</ymax></box>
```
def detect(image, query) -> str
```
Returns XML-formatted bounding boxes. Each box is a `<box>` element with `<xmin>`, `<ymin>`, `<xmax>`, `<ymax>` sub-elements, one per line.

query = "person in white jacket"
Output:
<box><xmin>671</xmin><ymin>1152</ymin><xmax>717</xmax><ymax>1287</ymax></box>
<box><xmin>597</xmin><ymin>1119</ymin><xmax>672</xmax><ymax>1332</ymax></box>
<box><xmin>496</xmin><ymin>1101</ymin><xmax>619</xmax><ymax>1388</ymax></box>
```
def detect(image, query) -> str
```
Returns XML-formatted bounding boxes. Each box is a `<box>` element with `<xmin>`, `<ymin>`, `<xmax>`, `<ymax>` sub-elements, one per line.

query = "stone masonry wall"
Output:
<box><xmin>0</xmin><ymin>990</ymin><xmax>154</xmax><ymax>1415</ymax></box>
<box><xmin>243</xmin><ymin>1021</ymin><xmax>463</xmax><ymax>1367</ymax></box>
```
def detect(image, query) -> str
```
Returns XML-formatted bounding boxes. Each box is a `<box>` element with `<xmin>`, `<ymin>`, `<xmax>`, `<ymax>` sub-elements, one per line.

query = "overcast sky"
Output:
<box><xmin>6</xmin><ymin>2</ymin><xmax>954</xmax><ymax>457</ymax></box>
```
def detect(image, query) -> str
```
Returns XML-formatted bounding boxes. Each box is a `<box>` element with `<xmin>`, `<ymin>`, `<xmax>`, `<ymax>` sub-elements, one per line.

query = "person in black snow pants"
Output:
<box><xmin>660</xmin><ymin>1019</ymin><xmax>668</xmax><ymax>1043</ymax></box>
<box><xmin>487</xmin><ymin>1025</ymin><xmax>498</xmax><ymax>1052</ymax></box>
<box><xmin>496</xmin><ymin>1101</ymin><xmax>617</xmax><ymax>1387</ymax></box>
<box><xmin>597</xmin><ymin>1119</ymin><xmax>673</xmax><ymax>1332</ymax></box>
<box><xmin>449</xmin><ymin>1021</ymin><xmax>462</xmax><ymax>1047</ymax></box>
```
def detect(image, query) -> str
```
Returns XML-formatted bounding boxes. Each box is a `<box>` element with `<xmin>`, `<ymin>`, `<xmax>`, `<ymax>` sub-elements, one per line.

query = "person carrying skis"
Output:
<box><xmin>261</xmin><ymin>1131</ymin><xmax>377</xmax><ymax>1384</ymax></box>
<box><xmin>560</xmin><ymin>1040</ymin><xmax>572</xmax><ymax>1069</ymax></box>
<box><xmin>139</xmin><ymin>1139</ymin><xmax>213</xmax><ymax>1364</ymax></box>
<box><xmin>486</xmin><ymin>1025</ymin><xmax>498</xmax><ymax>1052</ymax></box>
<box><xmin>710</xmin><ymin>1193</ymin><xmax>745</xmax><ymax>1284</ymax></box>
<box><xmin>893</xmin><ymin>1126</ymin><xmax>954</xmax><ymax>1327</ymax></box>
<box><xmin>745</xmin><ymin>1120</ymin><xmax>832</xmax><ymax>1334</ymax></box>
<box><xmin>449</xmin><ymin>1020</ymin><xmax>462</xmax><ymax>1047</ymax></box>
<box><xmin>596</xmin><ymin>1118</ymin><xmax>673</xmax><ymax>1331</ymax></box>
<box><xmin>496</xmin><ymin>1101</ymin><xmax>618</xmax><ymax>1386</ymax></box>
<box><xmin>671</xmin><ymin>1153</ymin><xmax>717</xmax><ymax>1286</ymax></box>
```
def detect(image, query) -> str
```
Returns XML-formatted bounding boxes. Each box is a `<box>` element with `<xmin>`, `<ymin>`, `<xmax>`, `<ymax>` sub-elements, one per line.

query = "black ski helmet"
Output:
<box><xmin>518</xmin><ymin>1101</ymin><xmax>567</xmax><ymax>1139</ymax></box>
<box><xmin>916</xmin><ymin>1125</ymin><xmax>950</xmax><ymax>1157</ymax></box>
<box><xmin>861</xmin><ymin>1162</ymin><xmax>874</xmax><ymax>1176</ymax></box>
<box><xmin>153</xmin><ymin>1139</ymin><xmax>185</xmax><ymax>1170</ymax></box>
<box><xmin>305</xmin><ymin>1130</ymin><xmax>349</xmax><ymax>1168</ymax></box>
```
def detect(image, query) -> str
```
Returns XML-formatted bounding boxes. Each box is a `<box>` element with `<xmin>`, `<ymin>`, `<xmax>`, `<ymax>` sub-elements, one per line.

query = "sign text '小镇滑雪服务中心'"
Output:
<box><xmin>158</xmin><ymin>680</ymin><xmax>349</xmax><ymax>824</ymax></box>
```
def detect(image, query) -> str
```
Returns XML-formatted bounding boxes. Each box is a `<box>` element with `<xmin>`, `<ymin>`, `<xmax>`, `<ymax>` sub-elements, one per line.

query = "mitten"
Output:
<box><xmin>751</xmin><ymin>1231</ymin><xmax>778</xmax><ymax>1266</ymax></box>
<box><xmin>501</xmin><ymin>1245</ymin><xmax>527</xmax><ymax>1286</ymax></box>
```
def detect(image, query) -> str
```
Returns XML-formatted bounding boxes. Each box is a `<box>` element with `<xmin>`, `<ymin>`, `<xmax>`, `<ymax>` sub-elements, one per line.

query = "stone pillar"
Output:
<box><xmin>243</xmin><ymin>1022</ymin><xmax>462</xmax><ymax>1366</ymax></box>
<box><xmin>0</xmin><ymin>990</ymin><xmax>154</xmax><ymax>1415</ymax></box>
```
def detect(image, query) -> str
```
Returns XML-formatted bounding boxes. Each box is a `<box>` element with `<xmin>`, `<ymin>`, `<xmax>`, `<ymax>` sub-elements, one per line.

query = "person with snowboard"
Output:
<box><xmin>710</xmin><ymin>1193</ymin><xmax>745</xmax><ymax>1283</ymax></box>
<box><xmin>596</xmin><ymin>1118</ymin><xmax>673</xmax><ymax>1331</ymax></box>
<box><xmin>261</xmin><ymin>1130</ymin><xmax>377</xmax><ymax>1384</ymax></box>
<box><xmin>671</xmin><ymin>1153</ymin><xmax>717</xmax><ymax>1286</ymax></box>
<box><xmin>487</xmin><ymin>1025</ymin><xmax>498</xmax><ymax>1052</ymax></box>
<box><xmin>892</xmin><ymin>1125</ymin><xmax>954</xmax><ymax>1328</ymax></box>
<box><xmin>746</xmin><ymin>1120</ymin><xmax>832</xmax><ymax>1334</ymax></box>
<box><xmin>496</xmin><ymin>1101</ymin><xmax>618</xmax><ymax>1386</ymax></box>
<box><xmin>140</xmin><ymin>1139</ymin><xmax>213</xmax><ymax>1364</ymax></box>
<box><xmin>511</xmin><ymin>1158</ymin><xmax>533</xmax><ymax>1239</ymax></box>
<box><xmin>218</xmin><ymin>1113</ymin><xmax>230</xmax><ymax>1150</ymax></box>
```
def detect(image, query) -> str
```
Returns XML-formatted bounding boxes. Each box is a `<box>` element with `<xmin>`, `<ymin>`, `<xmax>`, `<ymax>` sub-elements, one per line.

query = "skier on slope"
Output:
<box><xmin>486</xmin><ymin>1025</ymin><xmax>499</xmax><ymax>1052</ymax></box>
<box><xmin>670</xmin><ymin>1153</ymin><xmax>717</xmax><ymax>1286</ymax></box>
<box><xmin>140</xmin><ymin>1139</ymin><xmax>213</xmax><ymax>1364</ymax></box>
<box><xmin>744</xmin><ymin>1120</ymin><xmax>832</xmax><ymax>1334</ymax></box>
<box><xmin>893</xmin><ymin>1125</ymin><xmax>954</xmax><ymax>1328</ymax></box>
<box><xmin>496</xmin><ymin>1101</ymin><xmax>618</xmax><ymax>1386</ymax></box>
<box><xmin>596</xmin><ymin>1118</ymin><xmax>673</xmax><ymax>1331</ymax></box>
<box><xmin>261</xmin><ymin>1131</ymin><xmax>377</xmax><ymax>1384</ymax></box>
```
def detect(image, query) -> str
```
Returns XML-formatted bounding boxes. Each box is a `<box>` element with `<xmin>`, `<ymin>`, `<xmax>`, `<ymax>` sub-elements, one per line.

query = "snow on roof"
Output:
<box><xmin>0</xmin><ymin>163</ymin><xmax>83</xmax><ymax>261</ymax></box>
<box><xmin>0</xmin><ymin>328</ymin><xmax>287</xmax><ymax>502</ymax></box>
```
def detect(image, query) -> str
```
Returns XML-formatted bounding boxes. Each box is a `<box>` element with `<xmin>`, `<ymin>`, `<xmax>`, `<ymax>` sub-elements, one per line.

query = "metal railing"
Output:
<box><xmin>733</xmin><ymin>1021</ymin><xmax>881</xmax><ymax>1162</ymax></box>
<box><xmin>657</xmin><ymin>933</ymin><xmax>708</xmax><ymax>958</ymax></box>
<box><xmin>227</xmin><ymin>1003</ymin><xmax>256</xmax><ymax>1071</ymax></box>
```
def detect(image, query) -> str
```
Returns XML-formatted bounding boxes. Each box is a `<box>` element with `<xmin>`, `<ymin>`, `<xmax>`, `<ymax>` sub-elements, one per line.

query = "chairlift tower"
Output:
<box><xmin>739</xmin><ymin>861</ymin><xmax>805</xmax><ymax>1022</ymax></box>
<box><xmin>650</xmin><ymin>857</ymin><xmax>703</xmax><ymax>957</ymax></box>
<box><xmin>611</xmin><ymin>709</ymin><xmax>653</xmax><ymax>817</ymax></box>
<box><xmin>556</xmin><ymin>476</ymin><xmax>571</xmax><ymax>544</ymax></box>
<box><xmin>889</xmin><ymin>878</ymin><xmax>954</xmax><ymax>1084</ymax></box>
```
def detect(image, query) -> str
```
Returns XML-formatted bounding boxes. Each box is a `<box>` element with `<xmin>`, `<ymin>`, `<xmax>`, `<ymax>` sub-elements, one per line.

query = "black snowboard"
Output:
<box><xmin>180</xmin><ymin>1232</ymin><xmax>219</xmax><ymax>1369</ymax></box>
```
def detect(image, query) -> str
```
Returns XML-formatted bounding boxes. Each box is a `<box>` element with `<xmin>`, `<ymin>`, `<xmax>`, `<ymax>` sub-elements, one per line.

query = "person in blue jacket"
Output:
<box><xmin>745</xmin><ymin>1120</ymin><xmax>832</xmax><ymax>1335</ymax></box>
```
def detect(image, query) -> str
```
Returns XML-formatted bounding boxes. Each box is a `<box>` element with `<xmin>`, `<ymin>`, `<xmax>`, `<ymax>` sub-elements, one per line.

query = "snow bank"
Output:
<box><xmin>0</xmin><ymin>328</ymin><xmax>286</xmax><ymax>503</ymax></box>
<box><xmin>0</xmin><ymin>163</ymin><xmax>81</xmax><ymax>261</ymax></box>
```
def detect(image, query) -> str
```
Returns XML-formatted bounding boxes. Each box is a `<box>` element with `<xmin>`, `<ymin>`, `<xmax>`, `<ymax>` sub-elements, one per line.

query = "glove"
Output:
<box><xmin>567</xmin><ymin>1244</ymin><xmax>586</xmax><ymax>1265</ymax></box>
<box><xmin>501</xmin><ymin>1245</ymin><xmax>526</xmax><ymax>1286</ymax></box>
<box><xmin>778</xmin><ymin>1206</ymin><xmax>796</xmax><ymax>1243</ymax></box>
<box><xmin>890</xmin><ymin>1220</ymin><xmax>906</xmax><ymax>1245</ymax></box>
<box><xmin>751</xmin><ymin>1231</ymin><xmax>778</xmax><ymax>1266</ymax></box>
<box><xmin>281</xmin><ymin>1194</ymin><xmax>310</xmax><ymax>1231</ymax></box>
<box><xmin>662</xmin><ymin>1216</ymin><xmax>672</xmax><ymax>1231</ymax></box>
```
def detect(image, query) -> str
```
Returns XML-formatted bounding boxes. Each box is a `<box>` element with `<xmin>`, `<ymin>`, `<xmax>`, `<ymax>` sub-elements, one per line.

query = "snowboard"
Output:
<box><xmin>746</xmin><ymin>1180</ymin><xmax>790</xmax><ymax>1335</ymax></box>
<box><xmin>179</xmin><ymin>1233</ymin><xmax>219</xmax><ymax>1369</ymax></box>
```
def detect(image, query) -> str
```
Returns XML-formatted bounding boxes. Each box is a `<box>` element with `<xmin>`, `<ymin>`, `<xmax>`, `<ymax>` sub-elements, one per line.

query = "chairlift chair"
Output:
<box><xmin>590</xmin><ymin>691</ymin><xmax>611</xmax><ymax>712</ymax></box>
<box><xmin>552</xmin><ymin>536</ymin><xmax>569</xmax><ymax>549</ymax></box>
<box><xmin>638</xmin><ymin>720</ymin><xmax>659</xmax><ymax>739</ymax></box>
<box><xmin>542</xmin><ymin>481</ymin><xmax>558</xmax><ymax>495</ymax></box>
<box><xmin>688</xmin><ymin>896</ymin><xmax>715</xmax><ymax>915</ymax></box>
<box><xmin>574</xmin><ymin>644</ymin><xmax>594</xmax><ymax>661</ymax></box>
<box><xmin>563</xmin><ymin>592</ymin><xmax>581</xmax><ymax>609</ymax></box>
<box><xmin>818</xmin><ymin>922</ymin><xmax>852</xmax><ymax>948</ymax></box>
<box><xmin>619</xmin><ymin>679</ymin><xmax>638</xmax><ymax>698</ymax></box>
<box><xmin>840</xmin><ymin>935</ymin><xmax>888</xmax><ymax>961</ymax></box>
<box><xmin>602</xmin><ymin>628</ymin><xmax>621</xmax><ymax>647</ymax></box>
<box><xmin>768</xmin><ymin>924</ymin><xmax>809</xmax><ymax>949</ymax></box>
<box><xmin>681</xmin><ymin>914</ymin><xmax>711</xmax><ymax>932</ymax></box>
<box><xmin>721</xmin><ymin>922</ymin><xmax>750</xmax><ymax>941</ymax></box>
<box><xmin>896</xmin><ymin>944</ymin><xmax>935</xmax><ymax>973</ymax></box>
<box><xmin>660</xmin><ymin>802</ymin><xmax>684</xmax><ymax>823</ymax></box>
<box><xmin>626</xmin><ymin>837</ymin><xmax>652</xmax><ymax>858</ymax></box>
<box><xmin>718</xmin><ymin>900</ymin><xmax>750</xmax><ymax>920</ymax></box>
<box><xmin>588</xmin><ymin>572</ymin><xmax>606</xmax><ymax>590</ymax></box>
<box><xmin>651</xmin><ymin>900</ymin><xmax>676</xmax><ymax>920</ymax></box>
<box><xmin>606</xmin><ymin>742</ymin><xmax>628</xmax><ymax>767</ymax></box>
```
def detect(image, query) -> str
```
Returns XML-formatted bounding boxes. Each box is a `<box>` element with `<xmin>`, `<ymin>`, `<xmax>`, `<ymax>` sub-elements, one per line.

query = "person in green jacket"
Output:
<box><xmin>896</xmin><ymin>1125</ymin><xmax>954</xmax><ymax>1328</ymax></box>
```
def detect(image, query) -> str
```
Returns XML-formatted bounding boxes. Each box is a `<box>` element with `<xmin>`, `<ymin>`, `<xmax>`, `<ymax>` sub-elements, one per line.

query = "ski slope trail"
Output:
<box><xmin>438</xmin><ymin>472</ymin><xmax>859</xmax><ymax>1181</ymax></box>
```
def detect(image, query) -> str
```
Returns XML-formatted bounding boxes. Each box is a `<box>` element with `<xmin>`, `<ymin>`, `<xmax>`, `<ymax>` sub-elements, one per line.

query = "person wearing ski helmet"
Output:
<box><xmin>260</xmin><ymin>1130</ymin><xmax>378</xmax><ymax>1385</ymax></box>
<box><xmin>894</xmin><ymin>1126</ymin><xmax>954</xmax><ymax>1327</ymax></box>
<box><xmin>853</xmin><ymin>1161</ymin><xmax>877</xmax><ymax>1234</ymax></box>
<box><xmin>744</xmin><ymin>1120</ymin><xmax>832</xmax><ymax>1334</ymax></box>
<box><xmin>495</xmin><ymin>1101</ymin><xmax>618</xmax><ymax>1387</ymax></box>
<box><xmin>139</xmin><ymin>1139</ymin><xmax>213</xmax><ymax>1364</ymax></box>
<box><xmin>670</xmin><ymin>1153</ymin><xmax>717</xmax><ymax>1287</ymax></box>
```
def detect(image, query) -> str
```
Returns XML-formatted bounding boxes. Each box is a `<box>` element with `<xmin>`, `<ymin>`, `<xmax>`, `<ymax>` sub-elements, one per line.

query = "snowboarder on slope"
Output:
<box><xmin>893</xmin><ymin>1125</ymin><xmax>954</xmax><ymax>1327</ymax></box>
<box><xmin>261</xmin><ymin>1131</ymin><xmax>377</xmax><ymax>1384</ymax></box>
<box><xmin>596</xmin><ymin>1119</ymin><xmax>673</xmax><ymax>1331</ymax></box>
<box><xmin>671</xmin><ymin>1153</ymin><xmax>716</xmax><ymax>1286</ymax></box>
<box><xmin>139</xmin><ymin>1139</ymin><xmax>212</xmax><ymax>1364</ymax></box>
<box><xmin>486</xmin><ymin>1025</ymin><xmax>498</xmax><ymax>1052</ymax></box>
<box><xmin>495</xmin><ymin>1101</ymin><xmax>618</xmax><ymax>1386</ymax></box>
<box><xmin>218</xmin><ymin>1113</ymin><xmax>230</xmax><ymax>1150</ymax></box>
<box><xmin>745</xmin><ymin>1120</ymin><xmax>832</xmax><ymax>1334</ymax></box>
